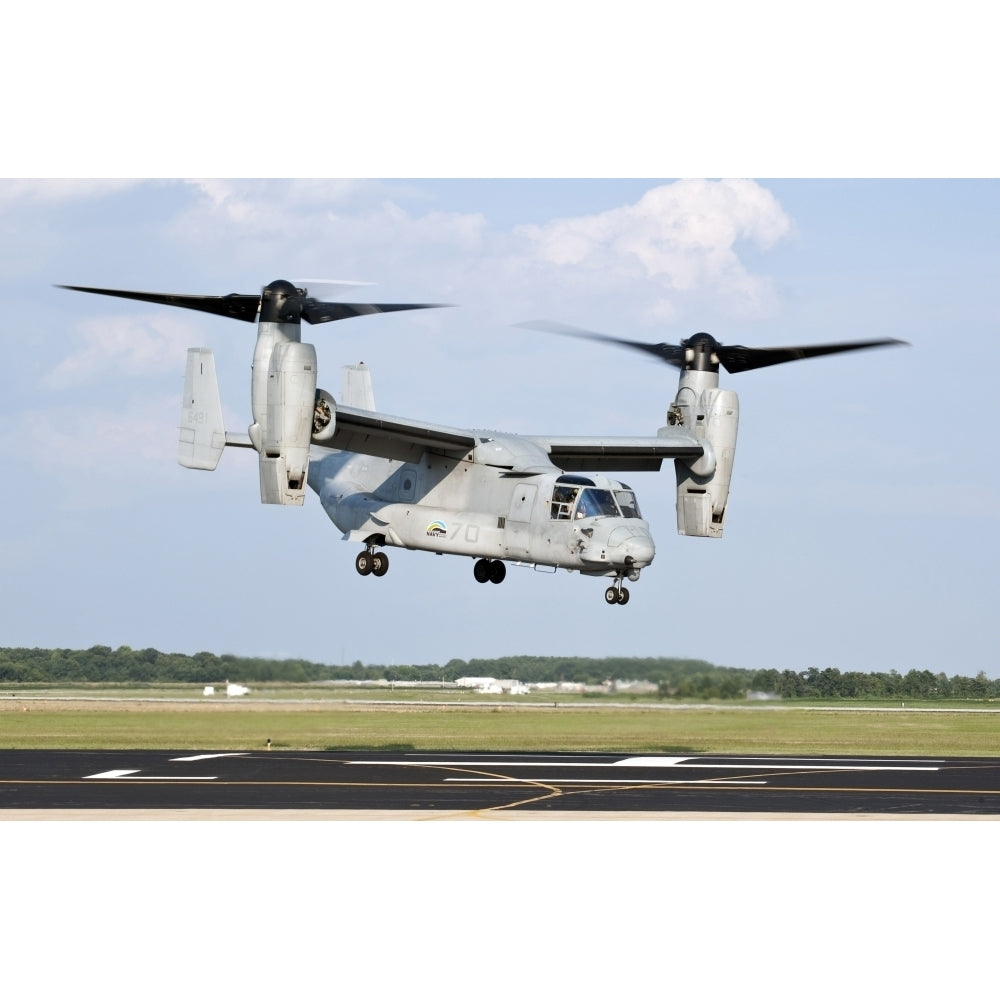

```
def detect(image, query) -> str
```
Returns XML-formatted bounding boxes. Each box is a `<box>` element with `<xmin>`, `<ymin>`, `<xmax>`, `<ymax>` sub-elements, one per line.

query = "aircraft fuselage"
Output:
<box><xmin>308</xmin><ymin>447</ymin><xmax>654</xmax><ymax>579</ymax></box>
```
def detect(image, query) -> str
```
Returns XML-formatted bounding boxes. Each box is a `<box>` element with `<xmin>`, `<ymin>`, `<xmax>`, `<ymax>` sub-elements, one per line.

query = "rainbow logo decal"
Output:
<box><xmin>426</xmin><ymin>520</ymin><xmax>447</xmax><ymax>537</ymax></box>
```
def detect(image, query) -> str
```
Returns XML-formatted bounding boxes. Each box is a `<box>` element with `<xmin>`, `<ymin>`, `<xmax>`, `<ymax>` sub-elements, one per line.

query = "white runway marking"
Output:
<box><xmin>445</xmin><ymin>778</ymin><xmax>768</xmax><ymax>786</ymax></box>
<box><xmin>170</xmin><ymin>753</ymin><xmax>248</xmax><ymax>762</ymax></box>
<box><xmin>84</xmin><ymin>769</ymin><xmax>217</xmax><ymax>780</ymax></box>
<box><xmin>618</xmin><ymin>757</ymin><xmax>941</xmax><ymax>772</ymax></box>
<box><xmin>354</xmin><ymin>756</ymin><xmax>941</xmax><ymax>772</ymax></box>
<box><xmin>84</xmin><ymin>754</ymin><xmax>247</xmax><ymax>780</ymax></box>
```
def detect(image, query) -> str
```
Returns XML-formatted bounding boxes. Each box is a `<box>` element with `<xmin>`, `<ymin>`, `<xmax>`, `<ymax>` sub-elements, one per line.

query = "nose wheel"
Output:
<box><xmin>604</xmin><ymin>582</ymin><xmax>630</xmax><ymax>605</ymax></box>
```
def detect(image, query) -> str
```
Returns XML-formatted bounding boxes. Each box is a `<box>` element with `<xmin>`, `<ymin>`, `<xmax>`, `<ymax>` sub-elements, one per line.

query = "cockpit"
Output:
<box><xmin>549</xmin><ymin>474</ymin><xmax>643</xmax><ymax>521</ymax></box>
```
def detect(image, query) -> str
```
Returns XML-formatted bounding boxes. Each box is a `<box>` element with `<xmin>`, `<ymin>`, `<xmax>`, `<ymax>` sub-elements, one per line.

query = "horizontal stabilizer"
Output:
<box><xmin>178</xmin><ymin>348</ymin><xmax>226</xmax><ymax>470</ymax></box>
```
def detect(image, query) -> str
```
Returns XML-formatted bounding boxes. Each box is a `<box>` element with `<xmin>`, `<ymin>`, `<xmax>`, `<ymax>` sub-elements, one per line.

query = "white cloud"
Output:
<box><xmin>160</xmin><ymin>180</ymin><xmax>790</xmax><ymax>322</ymax></box>
<box><xmin>0</xmin><ymin>179</ymin><xmax>139</xmax><ymax>208</ymax></box>
<box><xmin>172</xmin><ymin>179</ymin><xmax>487</xmax><ymax>257</ymax></box>
<box><xmin>178</xmin><ymin>179</ymin><xmax>367</xmax><ymax>227</ymax></box>
<box><xmin>514</xmin><ymin>180</ymin><xmax>792</xmax><ymax>317</ymax></box>
<box><xmin>44</xmin><ymin>313</ymin><xmax>195</xmax><ymax>389</ymax></box>
<box><xmin>174</xmin><ymin>179</ymin><xmax>379</xmax><ymax>240</ymax></box>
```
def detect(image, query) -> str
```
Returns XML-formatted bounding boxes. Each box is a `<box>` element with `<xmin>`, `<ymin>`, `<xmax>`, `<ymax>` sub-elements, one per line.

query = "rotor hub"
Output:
<box><xmin>681</xmin><ymin>332</ymin><xmax>721</xmax><ymax>372</ymax></box>
<box><xmin>260</xmin><ymin>279</ymin><xmax>304</xmax><ymax>324</ymax></box>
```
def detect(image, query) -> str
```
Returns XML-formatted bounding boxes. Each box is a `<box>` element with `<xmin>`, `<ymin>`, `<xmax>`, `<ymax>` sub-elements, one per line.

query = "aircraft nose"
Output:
<box><xmin>608</xmin><ymin>525</ymin><xmax>655</xmax><ymax>567</ymax></box>
<box><xmin>624</xmin><ymin>533</ymin><xmax>655</xmax><ymax>567</ymax></box>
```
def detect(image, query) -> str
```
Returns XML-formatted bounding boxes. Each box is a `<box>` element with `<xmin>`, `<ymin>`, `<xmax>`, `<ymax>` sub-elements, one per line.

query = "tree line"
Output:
<box><xmin>1</xmin><ymin>646</ymin><xmax>997</xmax><ymax>700</ymax></box>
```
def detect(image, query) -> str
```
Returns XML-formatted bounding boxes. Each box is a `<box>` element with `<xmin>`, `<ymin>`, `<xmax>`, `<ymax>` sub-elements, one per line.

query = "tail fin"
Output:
<box><xmin>342</xmin><ymin>362</ymin><xmax>375</xmax><ymax>410</ymax></box>
<box><xmin>178</xmin><ymin>348</ymin><xmax>226</xmax><ymax>470</ymax></box>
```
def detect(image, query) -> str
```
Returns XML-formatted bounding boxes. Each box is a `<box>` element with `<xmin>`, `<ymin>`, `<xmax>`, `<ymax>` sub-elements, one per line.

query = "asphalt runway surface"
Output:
<box><xmin>2</xmin><ymin>749</ymin><xmax>1000</xmax><ymax>818</ymax></box>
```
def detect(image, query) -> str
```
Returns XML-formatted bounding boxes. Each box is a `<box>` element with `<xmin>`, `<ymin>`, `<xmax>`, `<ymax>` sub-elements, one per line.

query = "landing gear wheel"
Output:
<box><xmin>617</xmin><ymin>587</ymin><xmax>630</xmax><ymax>605</ymax></box>
<box><xmin>355</xmin><ymin>551</ymin><xmax>373</xmax><ymax>576</ymax></box>
<box><xmin>474</xmin><ymin>558</ymin><xmax>491</xmax><ymax>584</ymax></box>
<box><xmin>489</xmin><ymin>560</ymin><xmax>506</xmax><ymax>584</ymax></box>
<box><xmin>605</xmin><ymin>586</ymin><xmax>619</xmax><ymax>605</ymax></box>
<box><xmin>371</xmin><ymin>552</ymin><xmax>389</xmax><ymax>577</ymax></box>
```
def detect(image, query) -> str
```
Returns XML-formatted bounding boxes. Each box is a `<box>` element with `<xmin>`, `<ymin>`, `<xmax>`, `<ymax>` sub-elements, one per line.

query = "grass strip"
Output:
<box><xmin>2</xmin><ymin>698</ymin><xmax>998</xmax><ymax>755</ymax></box>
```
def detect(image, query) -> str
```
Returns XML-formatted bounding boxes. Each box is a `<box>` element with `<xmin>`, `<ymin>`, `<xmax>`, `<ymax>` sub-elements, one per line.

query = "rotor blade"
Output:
<box><xmin>302</xmin><ymin>300</ymin><xmax>450</xmax><ymax>324</ymax></box>
<box><xmin>717</xmin><ymin>338</ymin><xmax>908</xmax><ymax>373</ymax></box>
<box><xmin>294</xmin><ymin>279</ymin><xmax>375</xmax><ymax>300</ymax></box>
<box><xmin>515</xmin><ymin>320</ymin><xmax>687</xmax><ymax>367</ymax></box>
<box><xmin>56</xmin><ymin>285</ymin><xmax>261</xmax><ymax>322</ymax></box>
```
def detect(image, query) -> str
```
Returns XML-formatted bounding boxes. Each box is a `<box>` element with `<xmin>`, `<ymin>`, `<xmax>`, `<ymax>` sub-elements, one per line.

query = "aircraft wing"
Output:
<box><xmin>315</xmin><ymin>405</ymin><xmax>705</xmax><ymax>473</ymax></box>
<box><xmin>524</xmin><ymin>432</ymin><xmax>704</xmax><ymax>472</ymax></box>
<box><xmin>322</xmin><ymin>405</ymin><xmax>478</xmax><ymax>463</ymax></box>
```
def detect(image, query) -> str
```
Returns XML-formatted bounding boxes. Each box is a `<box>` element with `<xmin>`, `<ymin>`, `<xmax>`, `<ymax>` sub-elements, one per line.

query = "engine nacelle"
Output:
<box><xmin>674</xmin><ymin>387</ymin><xmax>739</xmax><ymax>538</ymax></box>
<box><xmin>257</xmin><ymin>340</ymin><xmax>318</xmax><ymax>505</ymax></box>
<box><xmin>312</xmin><ymin>388</ymin><xmax>338</xmax><ymax>443</ymax></box>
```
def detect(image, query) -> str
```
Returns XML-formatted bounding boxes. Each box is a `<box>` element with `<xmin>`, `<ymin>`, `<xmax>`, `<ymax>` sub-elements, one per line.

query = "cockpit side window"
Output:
<box><xmin>615</xmin><ymin>489</ymin><xmax>641</xmax><ymax>518</ymax></box>
<box><xmin>575</xmin><ymin>488</ymin><xmax>619</xmax><ymax>519</ymax></box>
<box><xmin>550</xmin><ymin>485</ymin><xmax>579</xmax><ymax>520</ymax></box>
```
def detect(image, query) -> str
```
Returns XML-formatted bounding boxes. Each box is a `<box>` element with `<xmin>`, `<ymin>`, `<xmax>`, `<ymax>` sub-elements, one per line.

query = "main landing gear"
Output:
<box><xmin>473</xmin><ymin>558</ymin><xmax>506</xmax><ymax>584</ymax></box>
<box><xmin>604</xmin><ymin>579</ymin><xmax>630</xmax><ymax>605</ymax></box>
<box><xmin>355</xmin><ymin>546</ymin><xmax>389</xmax><ymax>577</ymax></box>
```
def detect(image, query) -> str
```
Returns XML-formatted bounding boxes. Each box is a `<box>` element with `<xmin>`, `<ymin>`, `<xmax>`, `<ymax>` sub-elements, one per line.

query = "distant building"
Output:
<box><xmin>612</xmin><ymin>680</ymin><xmax>658</xmax><ymax>694</ymax></box>
<box><xmin>455</xmin><ymin>677</ymin><xmax>530</xmax><ymax>695</ymax></box>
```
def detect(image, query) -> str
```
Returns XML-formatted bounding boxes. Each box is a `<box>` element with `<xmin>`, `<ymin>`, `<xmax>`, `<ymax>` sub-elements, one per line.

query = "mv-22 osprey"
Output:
<box><xmin>61</xmin><ymin>280</ymin><xmax>904</xmax><ymax>605</ymax></box>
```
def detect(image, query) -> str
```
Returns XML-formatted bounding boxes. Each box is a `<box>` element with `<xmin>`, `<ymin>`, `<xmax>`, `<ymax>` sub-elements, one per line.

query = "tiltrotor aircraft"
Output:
<box><xmin>60</xmin><ymin>279</ymin><xmax>904</xmax><ymax>605</ymax></box>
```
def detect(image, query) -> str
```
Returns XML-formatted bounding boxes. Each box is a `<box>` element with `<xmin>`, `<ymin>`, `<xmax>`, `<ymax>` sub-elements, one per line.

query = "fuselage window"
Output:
<box><xmin>550</xmin><ymin>485</ymin><xmax>579</xmax><ymax>520</ymax></box>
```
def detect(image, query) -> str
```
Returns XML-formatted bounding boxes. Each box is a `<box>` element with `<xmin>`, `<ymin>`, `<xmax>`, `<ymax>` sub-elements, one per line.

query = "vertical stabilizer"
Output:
<box><xmin>342</xmin><ymin>363</ymin><xmax>376</xmax><ymax>410</ymax></box>
<box><xmin>178</xmin><ymin>348</ymin><xmax>226</xmax><ymax>470</ymax></box>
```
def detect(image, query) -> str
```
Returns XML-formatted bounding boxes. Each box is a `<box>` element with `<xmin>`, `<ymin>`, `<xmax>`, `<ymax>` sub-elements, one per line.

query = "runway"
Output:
<box><xmin>2</xmin><ymin>749</ymin><xmax>1000</xmax><ymax>817</ymax></box>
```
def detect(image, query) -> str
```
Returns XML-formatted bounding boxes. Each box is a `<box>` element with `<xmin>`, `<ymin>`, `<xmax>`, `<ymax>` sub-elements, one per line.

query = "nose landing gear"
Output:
<box><xmin>604</xmin><ymin>578</ymin><xmax>630</xmax><ymax>605</ymax></box>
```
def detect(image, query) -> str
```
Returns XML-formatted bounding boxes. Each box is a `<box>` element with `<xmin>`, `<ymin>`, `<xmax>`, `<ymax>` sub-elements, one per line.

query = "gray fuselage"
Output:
<box><xmin>308</xmin><ymin>445</ymin><xmax>655</xmax><ymax>579</ymax></box>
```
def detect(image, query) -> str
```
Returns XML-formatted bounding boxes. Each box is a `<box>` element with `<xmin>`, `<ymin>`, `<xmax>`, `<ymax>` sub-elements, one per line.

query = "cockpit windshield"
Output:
<box><xmin>550</xmin><ymin>480</ymin><xmax>643</xmax><ymax>520</ymax></box>
<box><xmin>614</xmin><ymin>489</ymin><xmax>641</xmax><ymax>519</ymax></box>
<box><xmin>574</xmin><ymin>488</ymin><xmax>620</xmax><ymax>519</ymax></box>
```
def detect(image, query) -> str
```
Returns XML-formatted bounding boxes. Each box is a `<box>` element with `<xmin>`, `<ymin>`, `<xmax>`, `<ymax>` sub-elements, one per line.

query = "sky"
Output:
<box><xmin>2</xmin><ymin>6</ymin><xmax>998</xmax><ymax>685</ymax></box>
<box><xmin>2</xmin><ymin>176</ymin><xmax>998</xmax><ymax>679</ymax></box>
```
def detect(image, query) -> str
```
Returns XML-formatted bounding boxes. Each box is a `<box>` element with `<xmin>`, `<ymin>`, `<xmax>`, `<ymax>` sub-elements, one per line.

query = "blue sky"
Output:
<box><xmin>2</xmin><ymin>177</ymin><xmax>998</xmax><ymax>678</ymax></box>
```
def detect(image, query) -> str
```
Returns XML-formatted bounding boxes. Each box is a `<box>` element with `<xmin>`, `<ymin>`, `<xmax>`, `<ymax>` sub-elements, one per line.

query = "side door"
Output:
<box><xmin>503</xmin><ymin>484</ymin><xmax>538</xmax><ymax>560</ymax></box>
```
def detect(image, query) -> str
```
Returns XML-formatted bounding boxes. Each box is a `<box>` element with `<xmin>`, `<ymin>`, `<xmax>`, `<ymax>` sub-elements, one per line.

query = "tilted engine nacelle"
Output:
<box><xmin>256</xmin><ymin>340</ymin><xmax>318</xmax><ymax>506</ymax></box>
<box><xmin>671</xmin><ymin>385</ymin><xmax>739</xmax><ymax>538</ymax></box>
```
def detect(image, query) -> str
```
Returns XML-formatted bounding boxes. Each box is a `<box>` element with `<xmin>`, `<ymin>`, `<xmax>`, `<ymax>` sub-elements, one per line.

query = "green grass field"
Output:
<box><xmin>3</xmin><ymin>686</ymin><xmax>999</xmax><ymax>755</ymax></box>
